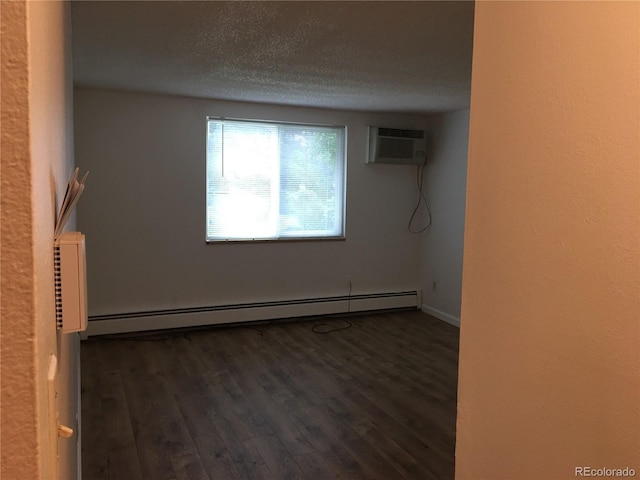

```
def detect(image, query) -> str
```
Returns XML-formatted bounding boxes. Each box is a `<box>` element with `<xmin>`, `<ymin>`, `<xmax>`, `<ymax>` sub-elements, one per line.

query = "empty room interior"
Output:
<box><xmin>73</xmin><ymin>2</ymin><xmax>472</xmax><ymax>479</ymax></box>
<box><xmin>1</xmin><ymin>1</ymin><xmax>638</xmax><ymax>480</ymax></box>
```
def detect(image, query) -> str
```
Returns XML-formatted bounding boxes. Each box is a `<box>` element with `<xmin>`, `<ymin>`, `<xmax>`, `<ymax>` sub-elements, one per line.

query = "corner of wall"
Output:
<box><xmin>418</xmin><ymin>109</ymin><xmax>470</xmax><ymax>328</ymax></box>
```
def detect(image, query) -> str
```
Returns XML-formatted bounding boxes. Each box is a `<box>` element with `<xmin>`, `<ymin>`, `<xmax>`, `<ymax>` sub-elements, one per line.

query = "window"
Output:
<box><xmin>206</xmin><ymin>118</ymin><xmax>346</xmax><ymax>242</ymax></box>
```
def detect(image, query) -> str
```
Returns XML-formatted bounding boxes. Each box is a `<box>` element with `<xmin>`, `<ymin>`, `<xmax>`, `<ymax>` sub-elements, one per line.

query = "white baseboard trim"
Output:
<box><xmin>84</xmin><ymin>291</ymin><xmax>420</xmax><ymax>338</ymax></box>
<box><xmin>421</xmin><ymin>304</ymin><xmax>460</xmax><ymax>328</ymax></box>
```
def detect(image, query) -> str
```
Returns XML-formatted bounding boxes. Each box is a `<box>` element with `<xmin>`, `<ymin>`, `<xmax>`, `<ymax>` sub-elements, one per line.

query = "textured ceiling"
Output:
<box><xmin>71</xmin><ymin>1</ymin><xmax>475</xmax><ymax>113</ymax></box>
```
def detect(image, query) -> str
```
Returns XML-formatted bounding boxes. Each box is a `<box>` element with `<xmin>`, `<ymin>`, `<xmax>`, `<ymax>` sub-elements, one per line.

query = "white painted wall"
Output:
<box><xmin>75</xmin><ymin>88</ymin><xmax>429</xmax><ymax>319</ymax></box>
<box><xmin>420</xmin><ymin>109</ymin><xmax>469</xmax><ymax>326</ymax></box>
<box><xmin>30</xmin><ymin>2</ymin><xmax>81</xmax><ymax>478</ymax></box>
<box><xmin>456</xmin><ymin>2</ymin><xmax>639</xmax><ymax>479</ymax></box>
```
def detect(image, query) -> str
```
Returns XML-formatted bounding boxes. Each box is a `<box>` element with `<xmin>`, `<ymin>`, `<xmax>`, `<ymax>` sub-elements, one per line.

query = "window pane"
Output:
<box><xmin>207</xmin><ymin>119</ymin><xmax>345</xmax><ymax>241</ymax></box>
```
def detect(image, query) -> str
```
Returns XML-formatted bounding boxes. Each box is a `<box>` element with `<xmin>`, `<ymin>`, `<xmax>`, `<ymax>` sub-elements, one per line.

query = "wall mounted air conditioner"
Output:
<box><xmin>367</xmin><ymin>126</ymin><xmax>426</xmax><ymax>165</ymax></box>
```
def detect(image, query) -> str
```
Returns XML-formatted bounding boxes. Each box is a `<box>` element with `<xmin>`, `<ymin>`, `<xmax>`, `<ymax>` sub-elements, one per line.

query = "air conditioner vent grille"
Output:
<box><xmin>54</xmin><ymin>245</ymin><xmax>63</xmax><ymax>329</ymax></box>
<box><xmin>377</xmin><ymin>128</ymin><xmax>424</xmax><ymax>139</ymax></box>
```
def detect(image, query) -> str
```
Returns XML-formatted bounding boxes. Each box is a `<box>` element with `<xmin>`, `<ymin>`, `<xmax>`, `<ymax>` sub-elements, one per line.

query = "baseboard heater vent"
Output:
<box><xmin>84</xmin><ymin>290</ymin><xmax>420</xmax><ymax>337</ymax></box>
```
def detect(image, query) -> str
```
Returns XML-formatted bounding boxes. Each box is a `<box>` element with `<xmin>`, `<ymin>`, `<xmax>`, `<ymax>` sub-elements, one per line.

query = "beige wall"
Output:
<box><xmin>456</xmin><ymin>2</ymin><xmax>639</xmax><ymax>479</ymax></box>
<box><xmin>1</xmin><ymin>2</ymin><xmax>39</xmax><ymax>476</ymax></box>
<box><xmin>1</xmin><ymin>1</ymin><xmax>79</xmax><ymax>478</ymax></box>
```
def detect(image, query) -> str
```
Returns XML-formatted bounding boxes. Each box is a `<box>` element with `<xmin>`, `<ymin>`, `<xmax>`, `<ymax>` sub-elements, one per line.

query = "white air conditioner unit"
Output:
<box><xmin>367</xmin><ymin>126</ymin><xmax>426</xmax><ymax>165</ymax></box>
<box><xmin>54</xmin><ymin>232</ymin><xmax>88</xmax><ymax>333</ymax></box>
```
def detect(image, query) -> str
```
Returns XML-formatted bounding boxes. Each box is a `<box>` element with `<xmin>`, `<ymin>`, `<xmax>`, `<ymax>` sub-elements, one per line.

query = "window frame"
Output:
<box><xmin>205</xmin><ymin>117</ymin><xmax>347</xmax><ymax>243</ymax></box>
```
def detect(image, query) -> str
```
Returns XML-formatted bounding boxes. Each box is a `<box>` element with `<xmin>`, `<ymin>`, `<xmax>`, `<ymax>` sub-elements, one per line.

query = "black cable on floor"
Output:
<box><xmin>311</xmin><ymin>318</ymin><xmax>352</xmax><ymax>334</ymax></box>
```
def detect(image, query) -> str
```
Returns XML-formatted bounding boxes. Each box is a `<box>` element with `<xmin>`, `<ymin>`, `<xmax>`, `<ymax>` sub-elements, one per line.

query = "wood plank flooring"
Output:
<box><xmin>81</xmin><ymin>310</ymin><xmax>459</xmax><ymax>480</ymax></box>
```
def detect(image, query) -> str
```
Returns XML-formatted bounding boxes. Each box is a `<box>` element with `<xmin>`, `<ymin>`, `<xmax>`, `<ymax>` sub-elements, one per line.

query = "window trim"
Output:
<box><xmin>205</xmin><ymin>116</ymin><xmax>348</xmax><ymax>243</ymax></box>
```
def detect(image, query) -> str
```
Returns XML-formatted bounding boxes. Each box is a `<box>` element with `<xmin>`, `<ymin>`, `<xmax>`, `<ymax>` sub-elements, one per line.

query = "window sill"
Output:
<box><xmin>205</xmin><ymin>236</ymin><xmax>346</xmax><ymax>244</ymax></box>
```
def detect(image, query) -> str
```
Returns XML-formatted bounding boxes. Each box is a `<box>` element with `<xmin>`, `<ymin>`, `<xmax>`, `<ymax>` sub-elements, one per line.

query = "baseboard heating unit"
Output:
<box><xmin>83</xmin><ymin>290</ymin><xmax>421</xmax><ymax>338</ymax></box>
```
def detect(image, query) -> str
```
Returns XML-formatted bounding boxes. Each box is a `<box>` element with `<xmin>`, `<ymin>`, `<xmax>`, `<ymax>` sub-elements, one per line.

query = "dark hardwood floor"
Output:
<box><xmin>81</xmin><ymin>310</ymin><xmax>459</xmax><ymax>480</ymax></box>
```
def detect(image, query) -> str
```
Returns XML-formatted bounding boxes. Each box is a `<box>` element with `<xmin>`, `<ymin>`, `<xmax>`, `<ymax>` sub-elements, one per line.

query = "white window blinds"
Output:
<box><xmin>206</xmin><ymin>118</ymin><xmax>346</xmax><ymax>241</ymax></box>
